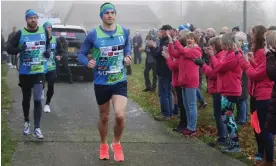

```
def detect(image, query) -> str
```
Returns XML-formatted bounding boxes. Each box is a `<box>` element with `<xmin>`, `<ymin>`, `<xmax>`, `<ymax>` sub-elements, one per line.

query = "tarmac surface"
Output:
<box><xmin>6</xmin><ymin>69</ymin><xmax>246</xmax><ymax>166</ymax></box>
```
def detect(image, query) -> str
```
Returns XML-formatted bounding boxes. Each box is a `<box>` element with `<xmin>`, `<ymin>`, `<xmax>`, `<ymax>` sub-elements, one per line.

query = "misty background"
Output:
<box><xmin>2</xmin><ymin>1</ymin><xmax>276</xmax><ymax>39</ymax></box>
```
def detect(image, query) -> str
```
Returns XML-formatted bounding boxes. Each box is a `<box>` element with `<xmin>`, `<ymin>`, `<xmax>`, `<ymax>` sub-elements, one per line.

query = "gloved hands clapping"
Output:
<box><xmin>193</xmin><ymin>58</ymin><xmax>205</xmax><ymax>67</ymax></box>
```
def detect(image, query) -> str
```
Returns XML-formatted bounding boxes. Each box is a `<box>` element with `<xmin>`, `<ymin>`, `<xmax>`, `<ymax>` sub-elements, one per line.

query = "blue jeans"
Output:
<box><xmin>212</xmin><ymin>94</ymin><xmax>227</xmax><ymax>139</ymax></box>
<box><xmin>182</xmin><ymin>88</ymin><xmax>198</xmax><ymax>131</ymax></box>
<box><xmin>158</xmin><ymin>77</ymin><xmax>173</xmax><ymax>117</ymax></box>
<box><xmin>196</xmin><ymin>88</ymin><xmax>205</xmax><ymax>105</ymax></box>
<box><xmin>236</xmin><ymin>99</ymin><xmax>248</xmax><ymax>124</ymax></box>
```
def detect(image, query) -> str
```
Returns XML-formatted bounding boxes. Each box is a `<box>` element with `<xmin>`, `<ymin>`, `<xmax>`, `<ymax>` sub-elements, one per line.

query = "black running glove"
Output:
<box><xmin>43</xmin><ymin>50</ymin><xmax>51</xmax><ymax>58</ymax></box>
<box><xmin>20</xmin><ymin>43</ymin><xmax>27</xmax><ymax>52</ymax></box>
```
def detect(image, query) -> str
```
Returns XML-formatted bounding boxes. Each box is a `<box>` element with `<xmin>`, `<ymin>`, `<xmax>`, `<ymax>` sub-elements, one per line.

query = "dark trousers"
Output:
<box><xmin>158</xmin><ymin>77</ymin><xmax>173</xmax><ymax>117</ymax></box>
<box><xmin>19</xmin><ymin>74</ymin><xmax>45</xmax><ymax>129</ymax></box>
<box><xmin>236</xmin><ymin>99</ymin><xmax>248</xmax><ymax>124</ymax></box>
<box><xmin>250</xmin><ymin>97</ymin><xmax>270</xmax><ymax>158</ymax></box>
<box><xmin>134</xmin><ymin>51</ymin><xmax>142</xmax><ymax>64</ymax></box>
<box><xmin>11</xmin><ymin>54</ymin><xmax>17</xmax><ymax>66</ymax></box>
<box><xmin>144</xmin><ymin>62</ymin><xmax>157</xmax><ymax>90</ymax></box>
<box><xmin>45</xmin><ymin>70</ymin><xmax>57</xmax><ymax>105</ymax></box>
<box><xmin>199</xmin><ymin>67</ymin><xmax>203</xmax><ymax>90</ymax></box>
<box><xmin>56</xmin><ymin>56</ymin><xmax>72</xmax><ymax>82</ymax></box>
<box><xmin>212</xmin><ymin>94</ymin><xmax>226</xmax><ymax>139</ymax></box>
<box><xmin>176</xmin><ymin>87</ymin><xmax>187</xmax><ymax>128</ymax></box>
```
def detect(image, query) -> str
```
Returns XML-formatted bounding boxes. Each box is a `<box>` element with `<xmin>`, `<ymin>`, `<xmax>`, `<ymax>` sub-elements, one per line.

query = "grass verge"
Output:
<box><xmin>1</xmin><ymin>64</ymin><xmax>17</xmax><ymax>166</ymax></box>
<box><xmin>127</xmin><ymin>55</ymin><xmax>275</xmax><ymax>165</ymax></box>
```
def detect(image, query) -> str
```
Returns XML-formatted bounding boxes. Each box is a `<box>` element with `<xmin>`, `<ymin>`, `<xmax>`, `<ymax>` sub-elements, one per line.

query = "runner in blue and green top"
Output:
<box><xmin>7</xmin><ymin>9</ymin><xmax>51</xmax><ymax>139</ymax></box>
<box><xmin>42</xmin><ymin>21</ymin><xmax>66</xmax><ymax>113</ymax></box>
<box><xmin>78</xmin><ymin>2</ymin><xmax>131</xmax><ymax>162</ymax></box>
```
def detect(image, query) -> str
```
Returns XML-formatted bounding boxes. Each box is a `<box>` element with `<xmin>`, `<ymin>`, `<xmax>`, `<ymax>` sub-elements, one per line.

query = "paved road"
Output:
<box><xmin>6</xmin><ymin>69</ymin><xmax>246</xmax><ymax>166</ymax></box>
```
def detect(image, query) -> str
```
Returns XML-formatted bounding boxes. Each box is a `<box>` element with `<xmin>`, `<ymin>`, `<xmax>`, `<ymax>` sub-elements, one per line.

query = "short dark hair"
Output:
<box><xmin>161</xmin><ymin>24</ymin><xmax>172</xmax><ymax>31</ymax></box>
<box><xmin>189</xmin><ymin>24</ymin><xmax>195</xmax><ymax>32</ymax></box>
<box><xmin>232</xmin><ymin>26</ymin><xmax>240</xmax><ymax>32</ymax></box>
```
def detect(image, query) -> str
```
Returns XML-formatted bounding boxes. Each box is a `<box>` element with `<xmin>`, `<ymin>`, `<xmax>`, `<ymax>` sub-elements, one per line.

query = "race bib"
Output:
<box><xmin>98</xmin><ymin>45</ymin><xmax>124</xmax><ymax>74</ymax></box>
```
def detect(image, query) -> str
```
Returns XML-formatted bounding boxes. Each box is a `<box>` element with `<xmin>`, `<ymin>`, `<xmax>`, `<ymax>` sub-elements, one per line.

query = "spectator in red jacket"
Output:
<box><xmin>240</xmin><ymin>25</ymin><xmax>274</xmax><ymax>163</ymax></box>
<box><xmin>200</xmin><ymin>33</ymin><xmax>243</xmax><ymax>152</ymax></box>
<box><xmin>165</xmin><ymin>32</ymin><xmax>189</xmax><ymax>132</ymax></box>
<box><xmin>167</xmin><ymin>31</ymin><xmax>202</xmax><ymax>136</ymax></box>
<box><xmin>194</xmin><ymin>36</ymin><xmax>227</xmax><ymax>147</ymax></box>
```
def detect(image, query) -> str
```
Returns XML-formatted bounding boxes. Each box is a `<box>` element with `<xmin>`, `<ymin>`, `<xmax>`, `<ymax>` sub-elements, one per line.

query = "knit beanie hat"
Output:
<box><xmin>43</xmin><ymin>21</ymin><xmax>52</xmax><ymax>28</ymax></box>
<box><xmin>25</xmin><ymin>9</ymin><xmax>38</xmax><ymax>19</ymax></box>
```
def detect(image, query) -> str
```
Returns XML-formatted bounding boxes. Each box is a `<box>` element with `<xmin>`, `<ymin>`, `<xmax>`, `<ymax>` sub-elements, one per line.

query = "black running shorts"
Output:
<box><xmin>94</xmin><ymin>81</ymin><xmax>128</xmax><ymax>105</ymax></box>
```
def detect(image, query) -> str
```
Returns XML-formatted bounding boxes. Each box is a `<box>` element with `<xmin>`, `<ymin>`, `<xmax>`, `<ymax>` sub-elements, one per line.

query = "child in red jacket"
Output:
<box><xmin>194</xmin><ymin>36</ymin><xmax>227</xmax><ymax>147</ymax></box>
<box><xmin>167</xmin><ymin>31</ymin><xmax>202</xmax><ymax>136</ymax></box>
<box><xmin>240</xmin><ymin>26</ymin><xmax>274</xmax><ymax>164</ymax></box>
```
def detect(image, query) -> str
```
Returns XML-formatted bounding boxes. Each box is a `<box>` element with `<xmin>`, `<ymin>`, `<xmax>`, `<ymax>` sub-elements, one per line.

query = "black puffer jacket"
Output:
<box><xmin>265</xmin><ymin>51</ymin><xmax>276</xmax><ymax>134</ymax></box>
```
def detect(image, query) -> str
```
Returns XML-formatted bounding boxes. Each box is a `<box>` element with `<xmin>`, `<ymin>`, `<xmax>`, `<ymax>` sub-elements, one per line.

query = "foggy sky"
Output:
<box><xmin>1</xmin><ymin>1</ymin><xmax>276</xmax><ymax>38</ymax></box>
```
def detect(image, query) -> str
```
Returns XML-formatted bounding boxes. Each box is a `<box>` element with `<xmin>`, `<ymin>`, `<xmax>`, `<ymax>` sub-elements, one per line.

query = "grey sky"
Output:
<box><xmin>1</xmin><ymin>1</ymin><xmax>276</xmax><ymax>38</ymax></box>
